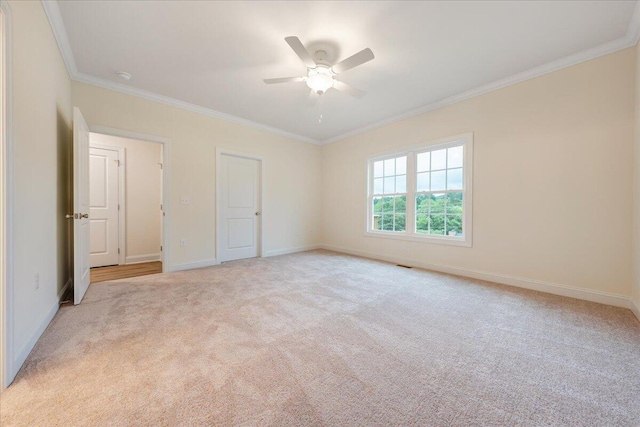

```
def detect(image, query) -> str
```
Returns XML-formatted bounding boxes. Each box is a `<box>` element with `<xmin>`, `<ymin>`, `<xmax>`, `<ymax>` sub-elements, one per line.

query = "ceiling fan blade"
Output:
<box><xmin>263</xmin><ymin>76</ymin><xmax>305</xmax><ymax>84</ymax></box>
<box><xmin>284</xmin><ymin>36</ymin><xmax>317</xmax><ymax>69</ymax></box>
<box><xmin>332</xmin><ymin>48</ymin><xmax>374</xmax><ymax>74</ymax></box>
<box><xmin>333</xmin><ymin>80</ymin><xmax>366</xmax><ymax>98</ymax></box>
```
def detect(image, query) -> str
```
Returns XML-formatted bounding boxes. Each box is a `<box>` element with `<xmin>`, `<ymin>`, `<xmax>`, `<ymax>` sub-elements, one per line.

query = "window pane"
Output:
<box><xmin>416</xmin><ymin>194</ymin><xmax>429</xmax><ymax>214</ymax></box>
<box><xmin>417</xmin><ymin>152</ymin><xmax>430</xmax><ymax>172</ymax></box>
<box><xmin>381</xmin><ymin>214</ymin><xmax>394</xmax><ymax>231</ymax></box>
<box><xmin>373</xmin><ymin>161</ymin><xmax>384</xmax><ymax>178</ymax></box>
<box><xmin>431</xmin><ymin>149</ymin><xmax>447</xmax><ymax>170</ymax></box>
<box><xmin>374</xmin><ymin>178</ymin><xmax>383</xmax><ymax>194</ymax></box>
<box><xmin>383</xmin><ymin>176</ymin><xmax>395</xmax><ymax>194</ymax></box>
<box><xmin>431</xmin><ymin>170</ymin><xmax>446</xmax><ymax>191</ymax></box>
<box><xmin>445</xmin><ymin>215</ymin><xmax>463</xmax><ymax>236</ymax></box>
<box><xmin>396</xmin><ymin>156</ymin><xmax>407</xmax><ymax>175</ymax></box>
<box><xmin>395</xmin><ymin>195</ymin><xmax>406</xmax><ymax>214</ymax></box>
<box><xmin>394</xmin><ymin>214</ymin><xmax>406</xmax><ymax>232</ymax></box>
<box><xmin>448</xmin><ymin>146</ymin><xmax>463</xmax><ymax>168</ymax></box>
<box><xmin>384</xmin><ymin>158</ymin><xmax>395</xmax><ymax>176</ymax></box>
<box><xmin>447</xmin><ymin>168</ymin><xmax>463</xmax><ymax>190</ymax></box>
<box><xmin>445</xmin><ymin>192</ymin><xmax>463</xmax><ymax>215</ymax></box>
<box><xmin>429</xmin><ymin>214</ymin><xmax>445</xmax><ymax>235</ymax></box>
<box><xmin>417</xmin><ymin>172</ymin><xmax>429</xmax><ymax>191</ymax></box>
<box><xmin>416</xmin><ymin>214</ymin><xmax>429</xmax><ymax>233</ymax></box>
<box><xmin>430</xmin><ymin>193</ymin><xmax>445</xmax><ymax>213</ymax></box>
<box><xmin>396</xmin><ymin>175</ymin><xmax>406</xmax><ymax>193</ymax></box>
<box><xmin>382</xmin><ymin>197</ymin><xmax>394</xmax><ymax>213</ymax></box>
<box><xmin>372</xmin><ymin>196</ymin><xmax>383</xmax><ymax>213</ymax></box>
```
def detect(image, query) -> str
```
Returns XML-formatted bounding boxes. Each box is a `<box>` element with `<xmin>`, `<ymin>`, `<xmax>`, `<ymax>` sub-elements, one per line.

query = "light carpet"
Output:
<box><xmin>1</xmin><ymin>250</ymin><xmax>639</xmax><ymax>426</ymax></box>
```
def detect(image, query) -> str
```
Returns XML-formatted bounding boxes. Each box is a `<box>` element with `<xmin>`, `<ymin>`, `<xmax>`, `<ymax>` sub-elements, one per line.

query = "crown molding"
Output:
<box><xmin>41</xmin><ymin>0</ymin><xmax>77</xmax><ymax>76</ymax></box>
<box><xmin>40</xmin><ymin>1</ymin><xmax>319</xmax><ymax>145</ymax></box>
<box><xmin>321</xmin><ymin>2</ymin><xmax>640</xmax><ymax>145</ymax></box>
<box><xmin>72</xmin><ymin>72</ymin><xmax>320</xmax><ymax>145</ymax></box>
<box><xmin>43</xmin><ymin>0</ymin><xmax>640</xmax><ymax>146</ymax></box>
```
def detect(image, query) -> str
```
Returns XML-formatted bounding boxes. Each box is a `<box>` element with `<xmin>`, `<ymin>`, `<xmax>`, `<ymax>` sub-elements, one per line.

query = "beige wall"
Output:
<box><xmin>321</xmin><ymin>48</ymin><xmax>636</xmax><ymax>299</ymax></box>
<box><xmin>72</xmin><ymin>82</ymin><xmax>321</xmax><ymax>268</ymax></box>
<box><xmin>9</xmin><ymin>0</ymin><xmax>72</xmax><ymax>374</ymax></box>
<box><xmin>633</xmin><ymin>41</ymin><xmax>640</xmax><ymax>315</ymax></box>
<box><xmin>90</xmin><ymin>133</ymin><xmax>162</xmax><ymax>262</ymax></box>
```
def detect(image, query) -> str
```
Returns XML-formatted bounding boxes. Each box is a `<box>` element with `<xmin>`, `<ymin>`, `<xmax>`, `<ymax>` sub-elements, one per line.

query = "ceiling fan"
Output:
<box><xmin>264</xmin><ymin>36</ymin><xmax>374</xmax><ymax>100</ymax></box>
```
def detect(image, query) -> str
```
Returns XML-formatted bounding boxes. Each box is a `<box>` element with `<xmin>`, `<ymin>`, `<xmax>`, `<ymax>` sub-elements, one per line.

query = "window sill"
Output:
<box><xmin>364</xmin><ymin>230</ymin><xmax>472</xmax><ymax>247</ymax></box>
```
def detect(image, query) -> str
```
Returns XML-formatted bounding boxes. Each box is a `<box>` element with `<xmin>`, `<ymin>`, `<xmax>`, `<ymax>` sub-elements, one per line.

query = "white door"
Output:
<box><xmin>73</xmin><ymin>108</ymin><xmax>91</xmax><ymax>305</ymax></box>
<box><xmin>219</xmin><ymin>154</ymin><xmax>260</xmax><ymax>262</ymax></box>
<box><xmin>89</xmin><ymin>147</ymin><xmax>119</xmax><ymax>268</ymax></box>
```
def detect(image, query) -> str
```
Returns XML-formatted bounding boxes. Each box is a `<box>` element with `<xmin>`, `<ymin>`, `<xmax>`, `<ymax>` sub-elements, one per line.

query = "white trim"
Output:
<box><xmin>12</xmin><ymin>297</ymin><xmax>59</xmax><ymax>381</ymax></box>
<box><xmin>125</xmin><ymin>253</ymin><xmax>161</xmax><ymax>264</ymax></box>
<box><xmin>170</xmin><ymin>258</ymin><xmax>218</xmax><ymax>272</ymax></box>
<box><xmin>215</xmin><ymin>148</ymin><xmax>264</xmax><ymax>263</ymax></box>
<box><xmin>40</xmin><ymin>0</ymin><xmax>78</xmax><ymax>76</ymax></box>
<box><xmin>631</xmin><ymin>299</ymin><xmax>640</xmax><ymax>323</ymax></box>
<box><xmin>0</xmin><ymin>0</ymin><xmax>12</xmax><ymax>390</ymax></box>
<box><xmin>320</xmin><ymin>6</ymin><xmax>640</xmax><ymax>145</ymax></box>
<box><xmin>42</xmin><ymin>0</ymin><xmax>640</xmax><ymax>146</ymax></box>
<box><xmin>88</xmin><ymin>125</ymin><xmax>170</xmax><ymax>274</ymax></box>
<box><xmin>263</xmin><ymin>245</ymin><xmax>321</xmax><ymax>258</ymax></box>
<box><xmin>89</xmin><ymin>142</ymin><xmax>126</xmax><ymax>265</ymax></box>
<box><xmin>320</xmin><ymin>244</ymin><xmax>630</xmax><ymax>309</ymax></box>
<box><xmin>74</xmin><ymin>73</ymin><xmax>319</xmax><ymax>145</ymax></box>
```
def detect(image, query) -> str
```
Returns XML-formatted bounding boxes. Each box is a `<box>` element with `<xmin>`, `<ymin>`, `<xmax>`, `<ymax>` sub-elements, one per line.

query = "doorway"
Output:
<box><xmin>88</xmin><ymin>131</ymin><xmax>165</xmax><ymax>283</ymax></box>
<box><xmin>216</xmin><ymin>150</ymin><xmax>263</xmax><ymax>263</ymax></box>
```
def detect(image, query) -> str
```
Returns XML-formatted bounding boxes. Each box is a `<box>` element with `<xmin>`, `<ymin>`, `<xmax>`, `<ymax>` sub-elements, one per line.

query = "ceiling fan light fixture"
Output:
<box><xmin>306</xmin><ymin>66</ymin><xmax>334</xmax><ymax>94</ymax></box>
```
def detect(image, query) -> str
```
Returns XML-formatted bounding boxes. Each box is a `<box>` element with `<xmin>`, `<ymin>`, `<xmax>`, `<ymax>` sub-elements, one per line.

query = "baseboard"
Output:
<box><xmin>631</xmin><ymin>299</ymin><xmax>640</xmax><ymax>323</ymax></box>
<box><xmin>170</xmin><ymin>258</ymin><xmax>218</xmax><ymax>272</ymax></box>
<box><xmin>58</xmin><ymin>278</ymin><xmax>72</xmax><ymax>300</ymax></box>
<box><xmin>263</xmin><ymin>244</ymin><xmax>321</xmax><ymax>258</ymax></box>
<box><xmin>320</xmin><ymin>244</ymin><xmax>630</xmax><ymax>309</ymax></box>
<box><xmin>12</xmin><ymin>296</ymin><xmax>59</xmax><ymax>380</ymax></box>
<box><xmin>125</xmin><ymin>253</ymin><xmax>161</xmax><ymax>265</ymax></box>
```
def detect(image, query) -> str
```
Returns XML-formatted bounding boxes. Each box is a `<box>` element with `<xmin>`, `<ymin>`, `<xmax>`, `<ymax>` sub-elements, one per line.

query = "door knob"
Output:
<box><xmin>65</xmin><ymin>214</ymin><xmax>73</xmax><ymax>219</ymax></box>
<box><xmin>80</xmin><ymin>213</ymin><xmax>89</xmax><ymax>219</ymax></box>
<box><xmin>255</xmin><ymin>212</ymin><xmax>261</xmax><ymax>216</ymax></box>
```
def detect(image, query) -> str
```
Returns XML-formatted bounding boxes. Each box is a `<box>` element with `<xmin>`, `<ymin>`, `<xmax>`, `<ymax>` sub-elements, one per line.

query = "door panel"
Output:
<box><xmin>219</xmin><ymin>155</ymin><xmax>260</xmax><ymax>262</ymax></box>
<box><xmin>89</xmin><ymin>147</ymin><xmax>119</xmax><ymax>267</ymax></box>
<box><xmin>73</xmin><ymin>108</ymin><xmax>91</xmax><ymax>305</ymax></box>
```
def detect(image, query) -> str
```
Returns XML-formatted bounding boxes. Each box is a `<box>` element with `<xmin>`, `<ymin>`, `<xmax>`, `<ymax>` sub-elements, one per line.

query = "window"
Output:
<box><xmin>366</xmin><ymin>134</ymin><xmax>473</xmax><ymax>247</ymax></box>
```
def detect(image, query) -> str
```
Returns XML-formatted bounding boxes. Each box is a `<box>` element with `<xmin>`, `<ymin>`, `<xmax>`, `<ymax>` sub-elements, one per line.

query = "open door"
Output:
<box><xmin>73</xmin><ymin>108</ymin><xmax>90</xmax><ymax>304</ymax></box>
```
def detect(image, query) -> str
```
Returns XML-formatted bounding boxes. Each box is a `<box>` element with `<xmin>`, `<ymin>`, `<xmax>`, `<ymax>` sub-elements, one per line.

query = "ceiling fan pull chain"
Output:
<box><xmin>318</xmin><ymin>94</ymin><xmax>323</xmax><ymax>124</ymax></box>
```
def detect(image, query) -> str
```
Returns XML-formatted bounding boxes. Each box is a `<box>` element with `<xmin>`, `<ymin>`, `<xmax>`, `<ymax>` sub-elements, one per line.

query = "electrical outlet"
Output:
<box><xmin>180</xmin><ymin>197</ymin><xmax>191</xmax><ymax>205</ymax></box>
<box><xmin>34</xmin><ymin>273</ymin><xmax>39</xmax><ymax>290</ymax></box>
<box><xmin>180</xmin><ymin>239</ymin><xmax>187</xmax><ymax>247</ymax></box>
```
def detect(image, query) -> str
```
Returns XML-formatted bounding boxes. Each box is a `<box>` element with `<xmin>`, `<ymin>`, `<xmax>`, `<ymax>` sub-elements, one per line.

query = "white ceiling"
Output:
<box><xmin>52</xmin><ymin>1</ymin><xmax>639</xmax><ymax>143</ymax></box>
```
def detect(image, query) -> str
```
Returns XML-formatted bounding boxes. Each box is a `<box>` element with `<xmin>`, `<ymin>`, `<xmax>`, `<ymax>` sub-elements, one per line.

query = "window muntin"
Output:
<box><xmin>367</xmin><ymin>135</ymin><xmax>472</xmax><ymax>246</ymax></box>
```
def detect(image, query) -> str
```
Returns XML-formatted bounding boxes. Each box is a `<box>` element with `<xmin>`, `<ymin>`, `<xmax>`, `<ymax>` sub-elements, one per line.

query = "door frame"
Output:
<box><xmin>0</xmin><ymin>0</ymin><xmax>13</xmax><ymax>389</ymax></box>
<box><xmin>89</xmin><ymin>125</ymin><xmax>170</xmax><ymax>272</ymax></box>
<box><xmin>215</xmin><ymin>148</ymin><xmax>264</xmax><ymax>263</ymax></box>
<box><xmin>88</xmin><ymin>143</ymin><xmax>126</xmax><ymax>266</ymax></box>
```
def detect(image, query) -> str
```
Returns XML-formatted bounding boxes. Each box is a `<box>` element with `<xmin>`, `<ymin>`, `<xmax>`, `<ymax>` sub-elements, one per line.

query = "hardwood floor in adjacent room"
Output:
<box><xmin>90</xmin><ymin>261</ymin><xmax>162</xmax><ymax>283</ymax></box>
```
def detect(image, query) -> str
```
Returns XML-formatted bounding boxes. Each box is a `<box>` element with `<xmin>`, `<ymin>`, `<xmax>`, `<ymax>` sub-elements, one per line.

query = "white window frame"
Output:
<box><xmin>365</xmin><ymin>133</ymin><xmax>473</xmax><ymax>247</ymax></box>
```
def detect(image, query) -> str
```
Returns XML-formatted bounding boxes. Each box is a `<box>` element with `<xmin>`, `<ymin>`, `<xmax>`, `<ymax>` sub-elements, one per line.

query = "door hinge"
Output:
<box><xmin>118</xmin><ymin>248</ymin><xmax>120</xmax><ymax>254</ymax></box>
<box><xmin>160</xmin><ymin>204</ymin><xmax>163</xmax><ymax>210</ymax></box>
<box><xmin>160</xmin><ymin>245</ymin><xmax>163</xmax><ymax>251</ymax></box>
<box><xmin>158</xmin><ymin>162</ymin><xmax>163</xmax><ymax>169</ymax></box>
<box><xmin>118</xmin><ymin>204</ymin><xmax>120</xmax><ymax>211</ymax></box>
<box><xmin>115</xmin><ymin>159</ymin><xmax>120</xmax><ymax>166</ymax></box>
